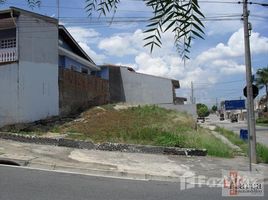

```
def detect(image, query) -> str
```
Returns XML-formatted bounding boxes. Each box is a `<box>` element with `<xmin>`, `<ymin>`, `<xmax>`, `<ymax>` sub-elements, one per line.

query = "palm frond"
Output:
<box><xmin>85</xmin><ymin>0</ymin><xmax>205</xmax><ymax>59</ymax></box>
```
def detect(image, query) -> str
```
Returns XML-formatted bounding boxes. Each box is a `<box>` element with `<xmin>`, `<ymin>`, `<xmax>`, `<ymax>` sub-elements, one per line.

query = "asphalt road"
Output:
<box><xmin>207</xmin><ymin>114</ymin><xmax>268</xmax><ymax>147</ymax></box>
<box><xmin>0</xmin><ymin>165</ymin><xmax>266</xmax><ymax>200</ymax></box>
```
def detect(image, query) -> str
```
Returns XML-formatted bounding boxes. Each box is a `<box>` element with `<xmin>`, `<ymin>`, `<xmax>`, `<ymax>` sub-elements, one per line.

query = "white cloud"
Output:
<box><xmin>97</xmin><ymin>28</ymin><xmax>268</xmax><ymax>90</ymax></box>
<box><xmin>197</xmin><ymin>28</ymin><xmax>268</xmax><ymax>64</ymax></box>
<box><xmin>67</xmin><ymin>26</ymin><xmax>100</xmax><ymax>43</ymax></box>
<box><xmin>135</xmin><ymin>53</ymin><xmax>170</xmax><ymax>77</ymax></box>
<box><xmin>98</xmin><ymin>35</ymin><xmax>136</xmax><ymax>57</ymax></box>
<box><xmin>98</xmin><ymin>29</ymin><xmax>144</xmax><ymax>57</ymax></box>
<box><xmin>212</xmin><ymin>60</ymin><xmax>245</xmax><ymax>74</ymax></box>
<box><xmin>65</xmin><ymin>26</ymin><xmax>106</xmax><ymax>64</ymax></box>
<box><xmin>79</xmin><ymin>42</ymin><xmax>106</xmax><ymax>64</ymax></box>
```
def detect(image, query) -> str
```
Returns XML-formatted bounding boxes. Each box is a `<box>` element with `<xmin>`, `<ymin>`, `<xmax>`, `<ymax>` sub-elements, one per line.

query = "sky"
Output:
<box><xmin>1</xmin><ymin>0</ymin><xmax>268</xmax><ymax>107</ymax></box>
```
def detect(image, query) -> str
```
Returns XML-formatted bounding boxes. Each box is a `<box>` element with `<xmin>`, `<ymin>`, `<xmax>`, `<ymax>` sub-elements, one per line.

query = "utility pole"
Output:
<box><xmin>191</xmin><ymin>81</ymin><xmax>194</xmax><ymax>104</ymax></box>
<box><xmin>57</xmin><ymin>0</ymin><xmax>60</xmax><ymax>20</ymax></box>
<box><xmin>242</xmin><ymin>0</ymin><xmax>257</xmax><ymax>169</ymax></box>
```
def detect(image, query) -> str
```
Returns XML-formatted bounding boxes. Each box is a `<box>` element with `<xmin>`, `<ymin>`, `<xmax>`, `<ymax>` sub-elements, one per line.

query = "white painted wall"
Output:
<box><xmin>16</xmin><ymin>61</ymin><xmax>59</xmax><ymax>122</ymax></box>
<box><xmin>0</xmin><ymin>12</ymin><xmax>59</xmax><ymax>127</ymax></box>
<box><xmin>120</xmin><ymin>67</ymin><xmax>174</xmax><ymax>104</ymax></box>
<box><xmin>158</xmin><ymin>104</ymin><xmax>197</xmax><ymax>119</ymax></box>
<box><xmin>0</xmin><ymin>63</ymin><xmax>19</xmax><ymax>126</ymax></box>
<box><xmin>0</xmin><ymin>62</ymin><xmax>58</xmax><ymax>127</ymax></box>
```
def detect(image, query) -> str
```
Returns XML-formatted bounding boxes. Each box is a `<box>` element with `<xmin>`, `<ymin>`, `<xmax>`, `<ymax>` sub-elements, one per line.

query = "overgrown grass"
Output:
<box><xmin>215</xmin><ymin>127</ymin><xmax>268</xmax><ymax>163</ymax></box>
<box><xmin>256</xmin><ymin>117</ymin><xmax>268</xmax><ymax>126</ymax></box>
<box><xmin>256</xmin><ymin>143</ymin><xmax>268</xmax><ymax>163</ymax></box>
<box><xmin>62</xmin><ymin>105</ymin><xmax>233</xmax><ymax>157</ymax></box>
<box><xmin>0</xmin><ymin>104</ymin><xmax>235</xmax><ymax>158</ymax></box>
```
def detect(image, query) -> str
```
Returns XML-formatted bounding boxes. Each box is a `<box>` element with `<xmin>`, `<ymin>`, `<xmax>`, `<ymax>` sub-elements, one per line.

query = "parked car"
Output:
<box><xmin>230</xmin><ymin>114</ymin><xmax>238</xmax><ymax>123</ymax></box>
<box><xmin>197</xmin><ymin>117</ymin><xmax>205</xmax><ymax>123</ymax></box>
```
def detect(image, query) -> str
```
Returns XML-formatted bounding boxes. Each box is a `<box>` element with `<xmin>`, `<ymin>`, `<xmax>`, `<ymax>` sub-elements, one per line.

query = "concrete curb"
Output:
<box><xmin>0</xmin><ymin>156</ymin><xmax>194</xmax><ymax>183</ymax></box>
<box><xmin>2</xmin><ymin>157</ymin><xmax>268</xmax><ymax>185</ymax></box>
<box><xmin>0</xmin><ymin>132</ymin><xmax>207</xmax><ymax>156</ymax></box>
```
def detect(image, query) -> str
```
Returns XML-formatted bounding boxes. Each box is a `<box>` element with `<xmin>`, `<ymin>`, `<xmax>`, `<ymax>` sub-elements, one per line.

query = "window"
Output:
<box><xmin>70</xmin><ymin>65</ymin><xmax>79</xmax><ymax>72</ymax></box>
<box><xmin>0</xmin><ymin>38</ymin><xmax>16</xmax><ymax>49</ymax></box>
<box><xmin>81</xmin><ymin>68</ymin><xmax>88</xmax><ymax>74</ymax></box>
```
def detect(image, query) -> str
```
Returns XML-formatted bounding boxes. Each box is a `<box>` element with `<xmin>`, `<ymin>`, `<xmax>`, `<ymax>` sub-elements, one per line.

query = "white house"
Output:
<box><xmin>0</xmin><ymin>7</ymin><xmax>102</xmax><ymax>127</ymax></box>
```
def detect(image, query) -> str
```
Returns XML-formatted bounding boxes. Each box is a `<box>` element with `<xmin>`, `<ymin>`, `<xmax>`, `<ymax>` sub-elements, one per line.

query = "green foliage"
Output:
<box><xmin>256</xmin><ymin>143</ymin><xmax>268</xmax><ymax>163</ymax></box>
<box><xmin>0</xmin><ymin>0</ymin><xmax>41</xmax><ymax>7</ymax></box>
<box><xmin>197</xmin><ymin>103</ymin><xmax>209</xmax><ymax>118</ymax></box>
<box><xmin>85</xmin><ymin>0</ymin><xmax>205</xmax><ymax>59</ymax></box>
<box><xmin>215</xmin><ymin>127</ymin><xmax>268</xmax><ymax>163</ymax></box>
<box><xmin>2</xmin><ymin>104</ymin><xmax>234</xmax><ymax>158</ymax></box>
<box><xmin>256</xmin><ymin>117</ymin><xmax>268</xmax><ymax>125</ymax></box>
<box><xmin>254</xmin><ymin>67</ymin><xmax>268</xmax><ymax>90</ymax></box>
<box><xmin>254</xmin><ymin>67</ymin><xmax>268</xmax><ymax>108</ymax></box>
<box><xmin>211</xmin><ymin>105</ymin><xmax>217</xmax><ymax>112</ymax></box>
<box><xmin>63</xmin><ymin>105</ymin><xmax>233</xmax><ymax>157</ymax></box>
<box><xmin>2</xmin><ymin>0</ymin><xmax>205</xmax><ymax>58</ymax></box>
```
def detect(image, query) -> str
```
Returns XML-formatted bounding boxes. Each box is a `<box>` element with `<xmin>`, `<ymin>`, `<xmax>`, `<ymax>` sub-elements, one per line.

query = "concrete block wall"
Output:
<box><xmin>120</xmin><ymin>67</ymin><xmax>174</xmax><ymax>104</ymax></box>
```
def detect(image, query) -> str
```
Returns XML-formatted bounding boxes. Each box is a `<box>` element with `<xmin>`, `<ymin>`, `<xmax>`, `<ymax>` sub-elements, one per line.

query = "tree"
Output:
<box><xmin>196</xmin><ymin>103</ymin><xmax>209</xmax><ymax>118</ymax></box>
<box><xmin>254</xmin><ymin>67</ymin><xmax>268</xmax><ymax>110</ymax></box>
<box><xmin>86</xmin><ymin>0</ymin><xmax>204</xmax><ymax>59</ymax></box>
<box><xmin>1</xmin><ymin>0</ymin><xmax>205</xmax><ymax>59</ymax></box>
<box><xmin>211</xmin><ymin>105</ymin><xmax>217</xmax><ymax>113</ymax></box>
<box><xmin>0</xmin><ymin>0</ymin><xmax>41</xmax><ymax>7</ymax></box>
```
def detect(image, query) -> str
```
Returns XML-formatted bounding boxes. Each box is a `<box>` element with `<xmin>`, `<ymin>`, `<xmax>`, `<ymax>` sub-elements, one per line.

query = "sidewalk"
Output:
<box><xmin>0</xmin><ymin>139</ymin><xmax>268</xmax><ymax>183</ymax></box>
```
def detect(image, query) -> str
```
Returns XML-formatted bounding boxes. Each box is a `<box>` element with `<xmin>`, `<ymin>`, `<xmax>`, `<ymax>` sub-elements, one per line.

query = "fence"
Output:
<box><xmin>0</xmin><ymin>48</ymin><xmax>17</xmax><ymax>63</ymax></box>
<box><xmin>59</xmin><ymin>68</ymin><xmax>109</xmax><ymax>115</ymax></box>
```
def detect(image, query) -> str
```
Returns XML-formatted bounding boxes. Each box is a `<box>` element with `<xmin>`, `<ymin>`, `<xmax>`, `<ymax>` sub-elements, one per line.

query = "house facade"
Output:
<box><xmin>0</xmin><ymin>7</ymin><xmax>59</xmax><ymax>127</ymax></box>
<box><xmin>0</xmin><ymin>7</ymin><xmax>108</xmax><ymax>127</ymax></box>
<box><xmin>0</xmin><ymin>7</ymin><xmax>195</xmax><ymax>127</ymax></box>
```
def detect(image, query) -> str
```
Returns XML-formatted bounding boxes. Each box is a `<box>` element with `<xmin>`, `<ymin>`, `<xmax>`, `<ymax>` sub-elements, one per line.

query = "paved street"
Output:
<box><xmin>206</xmin><ymin>114</ymin><xmax>268</xmax><ymax>147</ymax></box>
<box><xmin>0</xmin><ymin>165</ymin><xmax>266</xmax><ymax>200</ymax></box>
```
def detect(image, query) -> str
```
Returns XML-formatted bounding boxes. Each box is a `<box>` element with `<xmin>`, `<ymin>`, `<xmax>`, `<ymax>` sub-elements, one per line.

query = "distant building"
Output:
<box><xmin>258</xmin><ymin>95</ymin><xmax>267</xmax><ymax>112</ymax></box>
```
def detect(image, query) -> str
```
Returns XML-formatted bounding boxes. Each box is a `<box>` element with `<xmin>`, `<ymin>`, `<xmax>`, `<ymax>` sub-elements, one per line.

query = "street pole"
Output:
<box><xmin>242</xmin><ymin>0</ymin><xmax>257</xmax><ymax>169</ymax></box>
<box><xmin>57</xmin><ymin>0</ymin><xmax>60</xmax><ymax>20</ymax></box>
<box><xmin>191</xmin><ymin>81</ymin><xmax>194</xmax><ymax>104</ymax></box>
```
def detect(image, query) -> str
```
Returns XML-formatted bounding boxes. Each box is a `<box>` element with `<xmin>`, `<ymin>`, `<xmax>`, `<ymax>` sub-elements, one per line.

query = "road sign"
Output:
<box><xmin>225</xmin><ymin>100</ymin><xmax>246</xmax><ymax>110</ymax></box>
<box><xmin>243</xmin><ymin>84</ymin><xmax>259</xmax><ymax>99</ymax></box>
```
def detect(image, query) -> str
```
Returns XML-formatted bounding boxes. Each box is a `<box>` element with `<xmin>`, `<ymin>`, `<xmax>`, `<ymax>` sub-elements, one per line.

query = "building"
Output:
<box><xmin>97</xmin><ymin>65</ymin><xmax>196</xmax><ymax>117</ymax></box>
<box><xmin>258</xmin><ymin>95</ymin><xmax>267</xmax><ymax>112</ymax></box>
<box><xmin>0</xmin><ymin>7</ymin><xmax>196</xmax><ymax>127</ymax></box>
<box><xmin>219</xmin><ymin>100</ymin><xmax>247</xmax><ymax>121</ymax></box>
<box><xmin>0</xmin><ymin>7</ymin><xmax>108</xmax><ymax>127</ymax></box>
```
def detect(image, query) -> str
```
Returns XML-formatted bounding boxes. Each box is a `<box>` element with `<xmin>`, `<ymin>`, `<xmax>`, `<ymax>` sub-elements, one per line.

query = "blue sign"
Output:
<box><xmin>225</xmin><ymin>100</ymin><xmax>246</xmax><ymax>110</ymax></box>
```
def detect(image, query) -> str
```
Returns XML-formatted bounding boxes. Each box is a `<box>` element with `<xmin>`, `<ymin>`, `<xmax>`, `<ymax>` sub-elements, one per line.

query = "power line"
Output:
<box><xmin>194</xmin><ymin>79</ymin><xmax>245</xmax><ymax>85</ymax></box>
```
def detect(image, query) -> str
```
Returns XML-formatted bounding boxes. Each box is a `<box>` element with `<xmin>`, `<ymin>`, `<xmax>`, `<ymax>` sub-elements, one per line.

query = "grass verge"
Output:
<box><xmin>256</xmin><ymin>117</ymin><xmax>268</xmax><ymax>127</ymax></box>
<box><xmin>215</xmin><ymin>127</ymin><xmax>268</xmax><ymax>163</ymax></box>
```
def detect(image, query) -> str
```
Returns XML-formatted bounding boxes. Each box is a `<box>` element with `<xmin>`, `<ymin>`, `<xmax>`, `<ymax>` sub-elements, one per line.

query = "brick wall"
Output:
<box><xmin>59</xmin><ymin>68</ymin><xmax>109</xmax><ymax>116</ymax></box>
